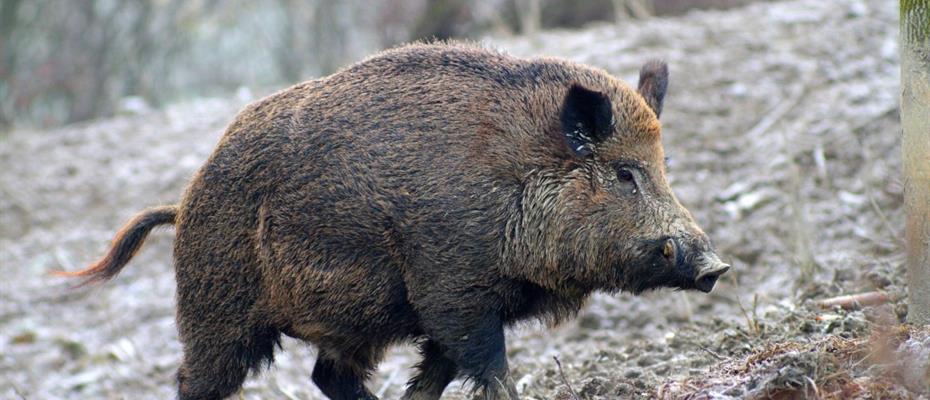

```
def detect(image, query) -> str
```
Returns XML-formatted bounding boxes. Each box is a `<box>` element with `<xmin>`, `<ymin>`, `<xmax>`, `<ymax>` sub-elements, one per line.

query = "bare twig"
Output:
<box><xmin>698</xmin><ymin>345</ymin><xmax>725</xmax><ymax>361</ymax></box>
<box><xmin>867</xmin><ymin>191</ymin><xmax>905</xmax><ymax>246</ymax></box>
<box><xmin>375</xmin><ymin>367</ymin><xmax>401</xmax><ymax>398</ymax></box>
<box><xmin>270</xmin><ymin>376</ymin><xmax>300</xmax><ymax>400</ymax></box>
<box><xmin>805</xmin><ymin>376</ymin><xmax>821</xmax><ymax>398</ymax></box>
<box><xmin>762</xmin><ymin>78</ymin><xmax>819</xmax><ymax>286</ymax></box>
<box><xmin>10</xmin><ymin>381</ymin><xmax>27</xmax><ymax>400</ymax></box>
<box><xmin>746</xmin><ymin>81</ymin><xmax>808</xmax><ymax>138</ymax></box>
<box><xmin>851</xmin><ymin>106</ymin><xmax>904</xmax><ymax>247</ymax></box>
<box><xmin>736</xmin><ymin>294</ymin><xmax>762</xmax><ymax>336</ymax></box>
<box><xmin>814</xmin><ymin>291</ymin><xmax>890</xmax><ymax>310</ymax></box>
<box><xmin>553</xmin><ymin>356</ymin><xmax>581</xmax><ymax>400</ymax></box>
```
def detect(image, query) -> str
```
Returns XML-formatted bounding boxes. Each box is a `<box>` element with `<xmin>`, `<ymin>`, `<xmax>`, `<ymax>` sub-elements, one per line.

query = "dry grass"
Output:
<box><xmin>658</xmin><ymin>322</ymin><xmax>929</xmax><ymax>399</ymax></box>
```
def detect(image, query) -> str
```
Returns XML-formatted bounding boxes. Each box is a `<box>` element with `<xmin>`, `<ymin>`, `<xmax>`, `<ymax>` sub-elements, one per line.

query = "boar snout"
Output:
<box><xmin>662</xmin><ymin>238</ymin><xmax>730</xmax><ymax>293</ymax></box>
<box><xmin>693</xmin><ymin>253</ymin><xmax>730</xmax><ymax>293</ymax></box>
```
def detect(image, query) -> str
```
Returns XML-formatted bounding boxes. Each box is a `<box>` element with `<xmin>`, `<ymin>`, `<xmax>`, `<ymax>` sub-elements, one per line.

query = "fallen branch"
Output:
<box><xmin>814</xmin><ymin>291</ymin><xmax>890</xmax><ymax>310</ymax></box>
<box><xmin>553</xmin><ymin>356</ymin><xmax>581</xmax><ymax>400</ymax></box>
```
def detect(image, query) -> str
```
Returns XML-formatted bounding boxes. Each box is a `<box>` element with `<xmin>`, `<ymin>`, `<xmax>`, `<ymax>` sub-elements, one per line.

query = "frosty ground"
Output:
<box><xmin>1</xmin><ymin>0</ymin><xmax>926</xmax><ymax>399</ymax></box>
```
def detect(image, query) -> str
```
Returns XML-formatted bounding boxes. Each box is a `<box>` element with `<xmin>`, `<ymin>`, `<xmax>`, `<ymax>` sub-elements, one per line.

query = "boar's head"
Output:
<box><xmin>503</xmin><ymin>61</ymin><xmax>729</xmax><ymax>296</ymax></box>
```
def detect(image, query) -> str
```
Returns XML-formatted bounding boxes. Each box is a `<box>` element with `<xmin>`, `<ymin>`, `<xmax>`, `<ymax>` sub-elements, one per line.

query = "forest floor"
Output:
<box><xmin>2</xmin><ymin>0</ymin><xmax>927</xmax><ymax>399</ymax></box>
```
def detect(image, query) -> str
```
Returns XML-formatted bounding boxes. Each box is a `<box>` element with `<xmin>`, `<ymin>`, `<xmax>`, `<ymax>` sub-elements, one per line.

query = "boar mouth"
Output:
<box><xmin>678</xmin><ymin>257</ymin><xmax>730</xmax><ymax>293</ymax></box>
<box><xmin>614</xmin><ymin>262</ymin><xmax>690</xmax><ymax>295</ymax></box>
<box><xmin>693</xmin><ymin>263</ymin><xmax>730</xmax><ymax>293</ymax></box>
<box><xmin>609</xmin><ymin>245</ymin><xmax>729</xmax><ymax>294</ymax></box>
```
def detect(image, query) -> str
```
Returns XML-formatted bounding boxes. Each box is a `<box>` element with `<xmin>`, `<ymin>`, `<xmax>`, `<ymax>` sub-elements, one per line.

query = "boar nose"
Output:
<box><xmin>694</xmin><ymin>255</ymin><xmax>730</xmax><ymax>293</ymax></box>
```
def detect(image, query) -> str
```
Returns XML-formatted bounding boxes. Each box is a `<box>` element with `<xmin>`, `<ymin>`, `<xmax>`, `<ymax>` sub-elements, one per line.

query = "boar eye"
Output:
<box><xmin>617</xmin><ymin>168</ymin><xmax>635</xmax><ymax>182</ymax></box>
<box><xmin>616</xmin><ymin>167</ymin><xmax>640</xmax><ymax>196</ymax></box>
<box><xmin>615</xmin><ymin>166</ymin><xmax>640</xmax><ymax>195</ymax></box>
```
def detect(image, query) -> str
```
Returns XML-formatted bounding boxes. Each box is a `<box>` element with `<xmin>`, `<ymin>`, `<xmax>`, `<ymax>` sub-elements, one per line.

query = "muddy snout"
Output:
<box><xmin>663</xmin><ymin>238</ymin><xmax>730</xmax><ymax>293</ymax></box>
<box><xmin>694</xmin><ymin>258</ymin><xmax>730</xmax><ymax>293</ymax></box>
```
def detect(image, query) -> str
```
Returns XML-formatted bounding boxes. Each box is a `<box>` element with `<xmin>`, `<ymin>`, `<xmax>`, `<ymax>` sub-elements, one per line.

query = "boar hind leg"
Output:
<box><xmin>176</xmin><ymin>326</ymin><xmax>280</xmax><ymax>400</ymax></box>
<box><xmin>311</xmin><ymin>356</ymin><xmax>378</xmax><ymax>400</ymax></box>
<box><xmin>401</xmin><ymin>340</ymin><xmax>458</xmax><ymax>400</ymax></box>
<box><xmin>173</xmin><ymin>217</ymin><xmax>280</xmax><ymax>398</ymax></box>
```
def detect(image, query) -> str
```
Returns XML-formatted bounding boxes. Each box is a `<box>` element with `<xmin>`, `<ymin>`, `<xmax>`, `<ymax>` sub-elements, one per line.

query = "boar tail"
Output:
<box><xmin>53</xmin><ymin>205</ymin><xmax>178</xmax><ymax>287</ymax></box>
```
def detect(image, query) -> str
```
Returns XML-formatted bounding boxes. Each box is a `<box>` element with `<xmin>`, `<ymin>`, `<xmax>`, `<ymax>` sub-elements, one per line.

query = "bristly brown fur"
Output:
<box><xmin>54</xmin><ymin>205</ymin><xmax>177</xmax><ymax>287</ymax></box>
<box><xmin>61</xmin><ymin>42</ymin><xmax>726</xmax><ymax>400</ymax></box>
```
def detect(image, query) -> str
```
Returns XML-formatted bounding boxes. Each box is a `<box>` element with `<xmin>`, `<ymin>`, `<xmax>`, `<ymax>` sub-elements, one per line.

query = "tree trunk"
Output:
<box><xmin>0</xmin><ymin>0</ymin><xmax>23</xmax><ymax>129</ymax></box>
<box><xmin>515</xmin><ymin>0</ymin><xmax>541</xmax><ymax>39</ymax></box>
<box><xmin>275</xmin><ymin>0</ymin><xmax>304</xmax><ymax>83</ymax></box>
<box><xmin>901</xmin><ymin>0</ymin><xmax>930</xmax><ymax>325</ymax></box>
<box><xmin>409</xmin><ymin>0</ymin><xmax>468</xmax><ymax>42</ymax></box>
<box><xmin>311</xmin><ymin>1</ymin><xmax>347</xmax><ymax>76</ymax></box>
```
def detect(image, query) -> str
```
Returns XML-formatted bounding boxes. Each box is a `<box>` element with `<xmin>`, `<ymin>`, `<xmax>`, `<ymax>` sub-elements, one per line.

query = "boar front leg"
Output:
<box><xmin>411</xmin><ymin>292</ymin><xmax>520</xmax><ymax>399</ymax></box>
<box><xmin>311</xmin><ymin>355</ymin><xmax>378</xmax><ymax>400</ymax></box>
<box><xmin>401</xmin><ymin>340</ymin><xmax>458</xmax><ymax>400</ymax></box>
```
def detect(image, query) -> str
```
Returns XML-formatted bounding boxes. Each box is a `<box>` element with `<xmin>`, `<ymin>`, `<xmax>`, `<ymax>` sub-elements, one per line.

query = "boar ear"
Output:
<box><xmin>637</xmin><ymin>60</ymin><xmax>668</xmax><ymax>118</ymax></box>
<box><xmin>560</xmin><ymin>84</ymin><xmax>613</xmax><ymax>157</ymax></box>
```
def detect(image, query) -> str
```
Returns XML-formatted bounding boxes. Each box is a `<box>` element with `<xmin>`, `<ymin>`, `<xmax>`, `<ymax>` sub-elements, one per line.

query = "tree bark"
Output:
<box><xmin>515</xmin><ymin>0</ymin><xmax>541</xmax><ymax>38</ymax></box>
<box><xmin>901</xmin><ymin>0</ymin><xmax>930</xmax><ymax>325</ymax></box>
<box><xmin>0</xmin><ymin>0</ymin><xmax>23</xmax><ymax>129</ymax></box>
<box><xmin>275</xmin><ymin>0</ymin><xmax>304</xmax><ymax>83</ymax></box>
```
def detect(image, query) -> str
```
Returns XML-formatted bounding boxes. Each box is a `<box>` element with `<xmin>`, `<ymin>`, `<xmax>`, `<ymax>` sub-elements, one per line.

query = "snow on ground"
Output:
<box><xmin>2</xmin><ymin>0</ymin><xmax>922</xmax><ymax>399</ymax></box>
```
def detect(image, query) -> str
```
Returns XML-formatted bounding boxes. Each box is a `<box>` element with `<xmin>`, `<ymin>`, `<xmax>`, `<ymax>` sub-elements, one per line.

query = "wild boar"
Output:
<box><xmin>59</xmin><ymin>42</ymin><xmax>729</xmax><ymax>400</ymax></box>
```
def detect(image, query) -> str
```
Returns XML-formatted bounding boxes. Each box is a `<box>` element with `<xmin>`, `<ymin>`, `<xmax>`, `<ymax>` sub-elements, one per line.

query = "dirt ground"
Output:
<box><xmin>2</xmin><ymin>0</ymin><xmax>926</xmax><ymax>399</ymax></box>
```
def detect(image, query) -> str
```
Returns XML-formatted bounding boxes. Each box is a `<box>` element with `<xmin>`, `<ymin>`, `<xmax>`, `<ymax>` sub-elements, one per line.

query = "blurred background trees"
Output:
<box><xmin>0</xmin><ymin>0</ymin><xmax>759</xmax><ymax>130</ymax></box>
